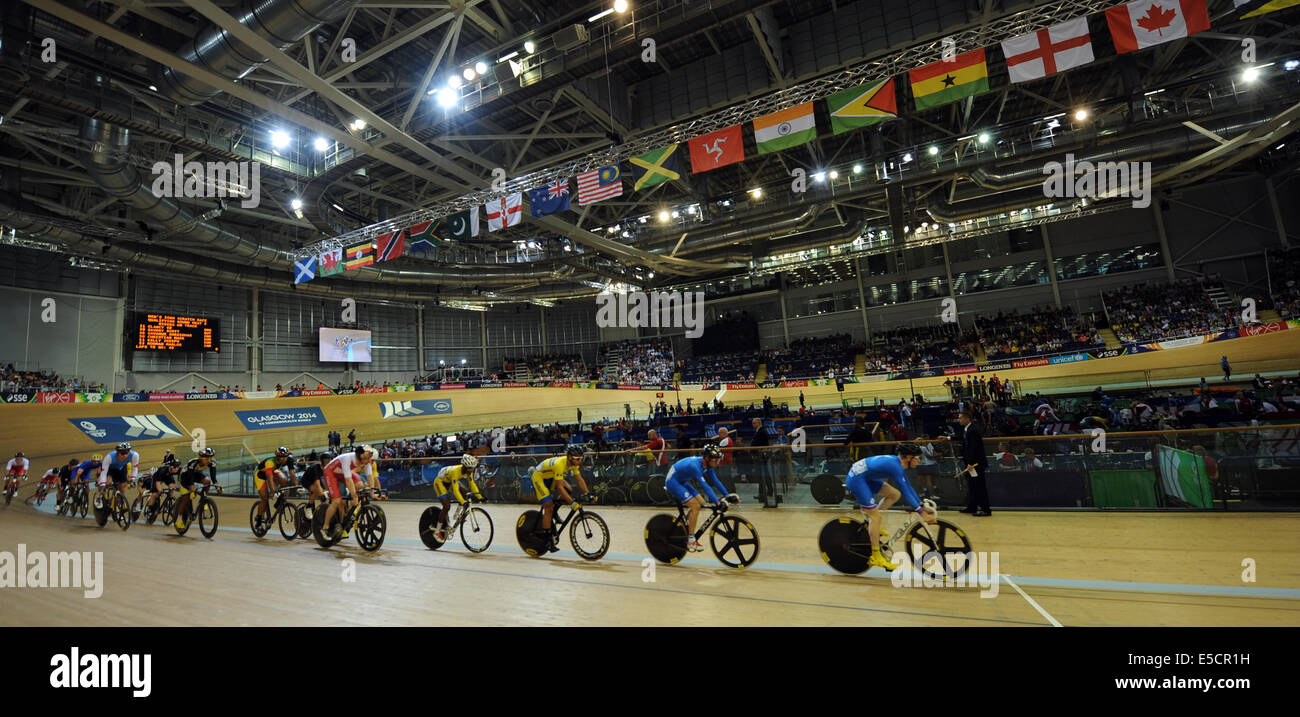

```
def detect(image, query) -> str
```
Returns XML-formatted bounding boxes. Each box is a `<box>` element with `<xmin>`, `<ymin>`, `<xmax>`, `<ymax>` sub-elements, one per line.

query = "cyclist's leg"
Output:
<box><xmin>532</xmin><ymin>472</ymin><xmax>555</xmax><ymax>530</ymax></box>
<box><xmin>255</xmin><ymin>473</ymin><xmax>271</xmax><ymax>515</ymax></box>
<box><xmin>434</xmin><ymin>477</ymin><xmax>452</xmax><ymax>530</ymax></box>
<box><xmin>874</xmin><ymin>482</ymin><xmax>901</xmax><ymax>534</ymax></box>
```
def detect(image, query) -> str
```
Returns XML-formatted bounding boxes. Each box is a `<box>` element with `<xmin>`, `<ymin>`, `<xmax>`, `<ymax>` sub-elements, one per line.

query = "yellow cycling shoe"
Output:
<box><xmin>868</xmin><ymin>550</ymin><xmax>898</xmax><ymax>571</ymax></box>
<box><xmin>175</xmin><ymin>518</ymin><xmax>186</xmax><ymax>530</ymax></box>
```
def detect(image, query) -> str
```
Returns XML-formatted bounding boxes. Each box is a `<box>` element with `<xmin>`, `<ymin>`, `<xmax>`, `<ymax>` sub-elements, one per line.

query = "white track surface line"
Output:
<box><xmin>1002</xmin><ymin>574</ymin><xmax>1062</xmax><ymax>627</ymax></box>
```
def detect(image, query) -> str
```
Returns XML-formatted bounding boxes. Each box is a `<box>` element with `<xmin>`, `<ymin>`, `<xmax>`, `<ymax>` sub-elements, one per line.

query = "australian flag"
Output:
<box><xmin>528</xmin><ymin>179</ymin><xmax>570</xmax><ymax>218</ymax></box>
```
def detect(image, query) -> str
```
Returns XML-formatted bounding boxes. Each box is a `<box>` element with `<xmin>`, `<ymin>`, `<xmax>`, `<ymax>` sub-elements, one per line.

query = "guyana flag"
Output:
<box><xmin>826</xmin><ymin>77</ymin><xmax>897</xmax><ymax>135</ymax></box>
<box><xmin>909</xmin><ymin>48</ymin><xmax>990</xmax><ymax>111</ymax></box>
<box><xmin>628</xmin><ymin>144</ymin><xmax>681</xmax><ymax>191</ymax></box>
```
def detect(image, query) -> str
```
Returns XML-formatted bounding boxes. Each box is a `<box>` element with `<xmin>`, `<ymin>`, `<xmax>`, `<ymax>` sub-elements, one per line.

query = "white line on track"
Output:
<box><xmin>1002</xmin><ymin>573</ymin><xmax>1062</xmax><ymax>627</ymax></box>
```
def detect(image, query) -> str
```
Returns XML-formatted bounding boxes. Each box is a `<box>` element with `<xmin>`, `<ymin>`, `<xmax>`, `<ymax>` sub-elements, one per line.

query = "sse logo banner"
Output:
<box><xmin>69</xmin><ymin>415</ymin><xmax>183</xmax><ymax>444</ymax></box>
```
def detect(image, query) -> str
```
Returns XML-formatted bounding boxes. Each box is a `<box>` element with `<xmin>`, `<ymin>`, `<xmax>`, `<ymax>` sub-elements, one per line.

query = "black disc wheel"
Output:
<box><xmin>418</xmin><ymin>506</ymin><xmax>447</xmax><ymax>550</ymax></box>
<box><xmin>295</xmin><ymin>504</ymin><xmax>313</xmax><ymax>539</ymax></box>
<box><xmin>569</xmin><ymin>511</ymin><xmax>610</xmax><ymax>561</ymax></box>
<box><xmin>459</xmin><ymin>507</ymin><xmax>494</xmax><ymax>553</ymax></box>
<box><xmin>628</xmin><ymin>481</ymin><xmax>648</xmax><ymax>504</ymax></box>
<box><xmin>818</xmin><ymin>518</ymin><xmax>871</xmax><ymax>575</ymax></box>
<box><xmin>904</xmin><ymin>519</ymin><xmax>974</xmax><ymax>581</ymax></box>
<box><xmin>709</xmin><ymin>515</ymin><xmax>759</xmax><ymax>568</ymax></box>
<box><xmin>646</xmin><ymin>475</ymin><xmax>670</xmax><ymax>505</ymax></box>
<box><xmin>514</xmin><ymin>510</ymin><xmax>548</xmax><ymax>557</ymax></box>
<box><xmin>810</xmin><ymin>474</ymin><xmax>847</xmax><ymax>505</ymax></box>
<box><xmin>644</xmin><ymin>513</ymin><xmax>688</xmax><ymax>565</ymax></box>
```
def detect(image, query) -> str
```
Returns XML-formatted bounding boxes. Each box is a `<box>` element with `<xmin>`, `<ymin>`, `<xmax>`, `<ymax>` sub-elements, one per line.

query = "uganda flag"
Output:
<box><xmin>344</xmin><ymin>240</ymin><xmax>375</xmax><ymax>271</ymax></box>
<box><xmin>909</xmin><ymin>48</ymin><xmax>990</xmax><ymax>111</ymax></box>
<box><xmin>629</xmin><ymin>144</ymin><xmax>682</xmax><ymax>191</ymax></box>
<box><xmin>826</xmin><ymin>77</ymin><xmax>897</xmax><ymax>135</ymax></box>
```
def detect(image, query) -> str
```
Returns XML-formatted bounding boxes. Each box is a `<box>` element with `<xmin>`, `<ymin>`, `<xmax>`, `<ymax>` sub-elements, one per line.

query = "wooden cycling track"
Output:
<box><xmin>2</xmin><ymin>493</ymin><xmax>1297</xmax><ymax>627</ymax></box>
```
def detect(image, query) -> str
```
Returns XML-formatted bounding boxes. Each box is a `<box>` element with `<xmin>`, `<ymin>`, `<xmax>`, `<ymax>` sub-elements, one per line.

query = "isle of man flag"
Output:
<box><xmin>1106</xmin><ymin>0</ymin><xmax>1210</xmax><ymax>54</ymax></box>
<box><xmin>753</xmin><ymin>102</ymin><xmax>816</xmax><ymax>155</ymax></box>
<box><xmin>826</xmin><ymin>77</ymin><xmax>897</xmax><ymax>135</ymax></box>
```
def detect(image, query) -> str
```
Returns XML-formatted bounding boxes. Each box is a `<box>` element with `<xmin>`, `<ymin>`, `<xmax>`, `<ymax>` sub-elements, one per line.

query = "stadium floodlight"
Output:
<box><xmin>749</xmin><ymin>187</ymin><xmax>763</xmax><ymax>198</ymax></box>
<box><xmin>524</xmin><ymin>40</ymin><xmax>536</xmax><ymax>54</ymax></box>
<box><xmin>475</xmin><ymin>61</ymin><xmax>487</xmax><ymax>75</ymax></box>
<box><xmin>828</xmin><ymin>170</ymin><xmax>839</xmax><ymax>180</ymax></box>
<box><xmin>460</xmin><ymin>359</ymin><xmax>467</xmax><ymax>365</ymax></box>
<box><xmin>449</xmin><ymin>74</ymin><xmax>463</xmax><ymax>89</ymax></box>
<box><xmin>928</xmin><ymin>145</ymin><xmax>939</xmax><ymax>156</ymax></box>
<box><xmin>589</xmin><ymin>8</ymin><xmax>614</xmax><ymax>21</ymax></box>
<box><xmin>1242</xmin><ymin>67</ymin><xmax>1260</xmax><ymax>83</ymax></box>
<box><xmin>1285</xmin><ymin>59</ymin><xmax>1298</xmax><ymax>71</ymax></box>
<box><xmin>615</xmin><ymin>0</ymin><xmax>629</xmax><ymax>12</ymax></box>
<box><xmin>498</xmin><ymin>51</ymin><xmax>519</xmax><ymax>62</ymax></box>
<box><xmin>269</xmin><ymin>130</ymin><xmax>290</xmax><ymax>149</ymax></box>
<box><xmin>977</xmin><ymin>132</ymin><xmax>990</xmax><ymax>144</ymax></box>
<box><xmin>350</xmin><ymin>118</ymin><xmax>365</xmax><ymax>131</ymax></box>
<box><xmin>463</xmin><ymin>67</ymin><xmax>477</xmax><ymax>81</ymax></box>
<box><xmin>853</xmin><ymin>164</ymin><xmax>863</xmax><ymax>174</ymax></box>
<box><xmin>313</xmin><ymin>137</ymin><xmax>329</xmax><ymax>152</ymax></box>
<box><xmin>290</xmin><ymin>198</ymin><xmax>303</xmax><ymax>210</ymax></box>
<box><xmin>1074</xmin><ymin>108</ymin><xmax>1089</xmax><ymax>121</ymax></box>
<box><xmin>658</xmin><ymin>210</ymin><xmax>670</xmax><ymax>222</ymax></box>
<box><xmin>901</xmin><ymin>152</ymin><xmax>913</xmax><ymax>162</ymax></box>
<box><xmin>437</xmin><ymin>88</ymin><xmax>458</xmax><ymax>108</ymax></box>
<box><xmin>148</xmin><ymin>85</ymin><xmax>157</xmax><ymax>91</ymax></box>
<box><xmin>812</xmin><ymin>171</ymin><xmax>826</xmax><ymax>183</ymax></box>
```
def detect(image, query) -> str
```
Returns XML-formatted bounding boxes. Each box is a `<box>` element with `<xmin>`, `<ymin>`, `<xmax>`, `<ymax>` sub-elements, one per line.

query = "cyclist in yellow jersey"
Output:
<box><xmin>529</xmin><ymin>444</ymin><xmax>592</xmax><ymax>552</ymax></box>
<box><xmin>432</xmin><ymin>454</ymin><xmax>483</xmax><ymax>541</ymax></box>
<box><xmin>254</xmin><ymin>447</ymin><xmax>297</xmax><ymax>523</ymax></box>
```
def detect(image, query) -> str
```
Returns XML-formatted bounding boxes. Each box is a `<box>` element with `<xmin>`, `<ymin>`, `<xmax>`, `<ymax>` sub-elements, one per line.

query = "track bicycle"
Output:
<box><xmin>644</xmin><ymin>499</ymin><xmax>760</xmax><ymax>568</ymax></box>
<box><xmin>312</xmin><ymin>487</ymin><xmax>387</xmax><ymax>552</ymax></box>
<box><xmin>817</xmin><ymin>498</ymin><xmax>974</xmax><ymax>580</ymax></box>
<box><xmin>251</xmin><ymin>485</ymin><xmax>310</xmax><ymax>540</ymax></box>
<box><xmin>165</xmin><ymin>483</ymin><xmax>223</xmax><ymax>539</ymax></box>
<box><xmin>417</xmin><ymin>494</ymin><xmax>494</xmax><ymax>553</ymax></box>
<box><xmin>515</xmin><ymin>499</ymin><xmax>609</xmax><ymax>560</ymax></box>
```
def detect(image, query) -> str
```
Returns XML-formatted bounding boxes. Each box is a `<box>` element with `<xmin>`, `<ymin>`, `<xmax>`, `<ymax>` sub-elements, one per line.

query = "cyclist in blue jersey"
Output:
<box><xmin>95</xmin><ymin>443</ymin><xmax>140</xmax><ymax>510</ymax></box>
<box><xmin>845</xmin><ymin>442</ymin><xmax>935</xmax><ymax>571</ymax></box>
<box><xmin>665</xmin><ymin>445</ymin><xmax>739</xmax><ymax>552</ymax></box>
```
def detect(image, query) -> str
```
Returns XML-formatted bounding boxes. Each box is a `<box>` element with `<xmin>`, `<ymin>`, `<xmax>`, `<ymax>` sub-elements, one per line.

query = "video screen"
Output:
<box><xmin>319</xmin><ymin>327</ymin><xmax>372</xmax><ymax>363</ymax></box>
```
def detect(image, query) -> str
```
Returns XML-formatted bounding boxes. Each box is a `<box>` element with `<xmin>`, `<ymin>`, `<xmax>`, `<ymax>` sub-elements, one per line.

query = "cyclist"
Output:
<box><xmin>298</xmin><ymin>451</ymin><xmax>330</xmax><ymax>520</ymax></box>
<box><xmin>664</xmin><ymin>445</ymin><xmax>739</xmax><ymax>552</ymax></box>
<box><xmin>56</xmin><ymin>458</ymin><xmax>79</xmax><ymax>505</ymax></box>
<box><xmin>529</xmin><ymin>444</ymin><xmax>592</xmax><ymax>552</ymax></box>
<box><xmin>431</xmin><ymin>454</ymin><xmax>483</xmax><ymax>541</ymax></box>
<box><xmin>65</xmin><ymin>454</ymin><xmax>101</xmax><ymax>513</ymax></box>
<box><xmin>95</xmin><ymin>443</ymin><xmax>139</xmax><ymax>512</ymax></box>
<box><xmin>320</xmin><ymin>445</ymin><xmax>375</xmax><ymax>540</ymax></box>
<box><xmin>36</xmin><ymin>466</ymin><xmax>60</xmax><ymax>504</ymax></box>
<box><xmin>843</xmin><ymin>442</ymin><xmax>935</xmax><ymax>571</ymax></box>
<box><xmin>5</xmin><ymin>451</ymin><xmax>29</xmax><ymax>498</ymax></box>
<box><xmin>174</xmin><ymin>448</ymin><xmax>217</xmax><ymax>532</ymax></box>
<box><xmin>254</xmin><ymin>447</ymin><xmax>297</xmax><ymax>525</ymax></box>
<box><xmin>145</xmin><ymin>455</ymin><xmax>182</xmax><ymax>517</ymax></box>
<box><xmin>356</xmin><ymin>451</ymin><xmax>386</xmax><ymax>500</ymax></box>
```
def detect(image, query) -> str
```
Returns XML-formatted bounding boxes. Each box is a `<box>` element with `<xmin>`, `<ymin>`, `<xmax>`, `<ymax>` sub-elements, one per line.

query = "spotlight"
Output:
<box><xmin>671</xmin><ymin>210</ymin><xmax>680</xmax><ymax>219</ymax></box>
<box><xmin>977</xmin><ymin>132</ymin><xmax>990</xmax><ymax>144</ymax></box>
<box><xmin>615</xmin><ymin>0</ymin><xmax>629</xmax><ymax>12</ymax></box>
<box><xmin>749</xmin><ymin>187</ymin><xmax>763</xmax><ymax>198</ymax></box>
<box><xmin>463</xmin><ymin>67</ymin><xmax>477</xmax><ymax>81</ymax></box>
<box><xmin>524</xmin><ymin>40</ymin><xmax>536</xmax><ymax>54</ymax></box>
<box><xmin>460</xmin><ymin>359</ymin><xmax>466</xmax><ymax>365</ymax></box>
<box><xmin>290</xmin><ymin>198</ymin><xmax>303</xmax><ymax>210</ymax></box>
<box><xmin>1242</xmin><ymin>67</ymin><xmax>1260</xmax><ymax>83</ymax></box>
<box><xmin>1285</xmin><ymin>59</ymin><xmax>1299</xmax><ymax>71</ymax></box>
<box><xmin>928</xmin><ymin>146</ymin><xmax>939</xmax><ymax>156</ymax></box>
<box><xmin>658</xmin><ymin>210</ymin><xmax>670</xmax><ymax>222</ymax></box>
<box><xmin>902</xmin><ymin>152</ymin><xmax>913</xmax><ymax>162</ymax></box>
<box><xmin>449</xmin><ymin>75</ymin><xmax>464</xmax><ymax>89</ymax></box>
<box><xmin>813</xmin><ymin>171</ymin><xmax>826</xmax><ymax>183</ymax></box>
<box><xmin>437</xmin><ymin>88</ymin><xmax>458</xmax><ymax>108</ymax></box>
<box><xmin>349</xmin><ymin>119</ymin><xmax>366</xmax><ymax>131</ymax></box>
<box><xmin>313</xmin><ymin>137</ymin><xmax>329</xmax><ymax>151</ymax></box>
<box><xmin>1074</xmin><ymin>108</ymin><xmax>1089</xmax><ymax>121</ymax></box>
<box><xmin>148</xmin><ymin>85</ymin><xmax>157</xmax><ymax>92</ymax></box>
<box><xmin>475</xmin><ymin>61</ymin><xmax>487</xmax><ymax>75</ymax></box>
<box><xmin>498</xmin><ymin>51</ymin><xmax>519</xmax><ymax>62</ymax></box>
<box><xmin>829</xmin><ymin>170</ymin><xmax>839</xmax><ymax>180</ymax></box>
<box><xmin>269</xmin><ymin>130</ymin><xmax>290</xmax><ymax>149</ymax></box>
<box><xmin>853</xmin><ymin>163</ymin><xmax>863</xmax><ymax>174</ymax></box>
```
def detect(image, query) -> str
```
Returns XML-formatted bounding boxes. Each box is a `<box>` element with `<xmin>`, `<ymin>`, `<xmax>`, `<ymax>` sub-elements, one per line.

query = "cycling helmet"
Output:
<box><xmin>895</xmin><ymin>441</ymin><xmax>923</xmax><ymax>457</ymax></box>
<box><xmin>14</xmin><ymin>451</ymin><xmax>23</xmax><ymax>458</ymax></box>
<box><xmin>163</xmin><ymin>455</ymin><xmax>181</xmax><ymax>467</ymax></box>
<box><xmin>276</xmin><ymin>446</ymin><xmax>290</xmax><ymax>457</ymax></box>
<box><xmin>461</xmin><ymin>454</ymin><xmax>479</xmax><ymax>469</ymax></box>
<box><xmin>565</xmin><ymin>444</ymin><xmax>585</xmax><ymax>458</ymax></box>
<box><xmin>355</xmin><ymin>444</ymin><xmax>374</xmax><ymax>459</ymax></box>
<box><xmin>701</xmin><ymin>444</ymin><xmax>722</xmax><ymax>461</ymax></box>
<box><xmin>116</xmin><ymin>442</ymin><xmax>132</xmax><ymax>453</ymax></box>
<box><xmin>198</xmin><ymin>447</ymin><xmax>215</xmax><ymax>458</ymax></box>
<box><xmin>91</xmin><ymin>454</ymin><xmax>102</xmax><ymax>462</ymax></box>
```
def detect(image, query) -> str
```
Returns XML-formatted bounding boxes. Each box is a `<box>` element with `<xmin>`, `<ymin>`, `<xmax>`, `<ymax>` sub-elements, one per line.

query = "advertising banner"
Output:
<box><xmin>415</xmin><ymin>384</ymin><xmax>440</xmax><ymax>391</ymax></box>
<box><xmin>477</xmin><ymin>382</ymin><xmax>504</xmax><ymax>388</ymax></box>
<box><xmin>241</xmin><ymin>390</ymin><xmax>279</xmax><ymax>399</ymax></box>
<box><xmin>726</xmin><ymin>383</ymin><xmax>757</xmax><ymax>390</ymax></box>
<box><xmin>1089</xmin><ymin>348</ymin><xmax>1127</xmax><ymax>359</ymax></box>
<box><xmin>778</xmin><ymin>380</ymin><xmax>809</xmax><ymax>387</ymax></box>
<box><xmin>440</xmin><ymin>383</ymin><xmax>466</xmax><ymax>390</ymax></box>
<box><xmin>391</xmin><ymin>385</ymin><xmax>413</xmax><ymax>392</ymax></box>
<box><xmin>856</xmin><ymin>373</ymin><xmax>892</xmax><ymax>383</ymax></box>
<box><xmin>235</xmin><ymin>407</ymin><xmax>327</xmax><ymax>431</ymax></box>
<box><xmin>679</xmin><ymin>384</ymin><xmax>703</xmax><ymax>391</ymax></box>
<box><xmin>333</xmin><ymin>388</ymin><xmax>358</xmax><ymax>395</ymax></box>
<box><xmin>111</xmin><ymin>392</ymin><xmax>147</xmax><ymax>403</ymax></box>
<box><xmin>1</xmin><ymin>392</ymin><xmax>35</xmax><ymax>404</ymax></box>
<box><xmin>943</xmin><ymin>365</ymin><xmax>978</xmax><ymax>376</ymax></box>
<box><xmin>1047</xmin><ymin>353</ymin><xmax>1090</xmax><ymax>365</ymax></box>
<box><xmin>758</xmin><ymin>381</ymin><xmax>781</xmax><ymax>389</ymax></box>
<box><xmin>595</xmin><ymin>382</ymin><xmax>618</xmax><ymax>390</ymax></box>
<box><xmin>976</xmin><ymin>362</ymin><xmax>1013</xmax><ymax>372</ymax></box>
<box><xmin>1208</xmin><ymin>329</ymin><xmax>1240</xmax><ymax>342</ymax></box>
<box><xmin>1240</xmin><ymin>321</ymin><xmax>1288</xmax><ymax>336</ymax></box>
<box><xmin>503</xmin><ymin>382</ymin><xmax>528</xmax><ymax>388</ymax></box>
<box><xmin>360</xmin><ymin>387</ymin><xmax>389</xmax><ymax>394</ymax></box>
<box><xmin>1153</xmin><ymin>335</ymin><xmax>1207</xmax><ymax>350</ymax></box>
<box><xmin>183</xmin><ymin>392</ymin><xmax>224</xmax><ymax>400</ymax></box>
<box><xmin>549</xmin><ymin>381</ymin><xmax>574</xmax><ymax>388</ymax></box>
<box><xmin>1012</xmin><ymin>357</ymin><xmax>1051</xmax><ymax>368</ymax></box>
<box><xmin>617</xmin><ymin>384</ymin><xmax>641</xmax><ymax>390</ymax></box>
<box><xmin>36</xmin><ymin>392</ymin><xmax>75</xmax><ymax>403</ymax></box>
<box><xmin>69</xmin><ymin>415</ymin><xmax>184</xmax><ymax>444</ymax></box>
<box><xmin>379</xmin><ymin>398</ymin><xmax>453</xmax><ymax>419</ymax></box>
<box><xmin>77</xmin><ymin>393</ymin><xmax>107</xmax><ymax>403</ymax></box>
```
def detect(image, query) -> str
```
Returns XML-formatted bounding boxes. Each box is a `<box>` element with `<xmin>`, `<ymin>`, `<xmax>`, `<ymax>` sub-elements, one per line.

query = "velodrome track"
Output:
<box><xmin>3</xmin><ymin>329</ymin><xmax>1299</xmax><ymax>469</ymax></box>
<box><xmin>1</xmin><ymin>492</ymin><xmax>1298</xmax><ymax>626</ymax></box>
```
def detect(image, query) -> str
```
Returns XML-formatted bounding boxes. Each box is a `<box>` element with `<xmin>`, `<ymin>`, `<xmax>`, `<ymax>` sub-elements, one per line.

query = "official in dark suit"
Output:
<box><xmin>957</xmin><ymin>411</ymin><xmax>991</xmax><ymax>516</ymax></box>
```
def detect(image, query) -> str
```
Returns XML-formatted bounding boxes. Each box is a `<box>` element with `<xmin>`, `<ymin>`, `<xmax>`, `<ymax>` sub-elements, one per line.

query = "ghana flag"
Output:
<box><xmin>909</xmin><ymin>48</ymin><xmax>990</xmax><ymax>111</ymax></box>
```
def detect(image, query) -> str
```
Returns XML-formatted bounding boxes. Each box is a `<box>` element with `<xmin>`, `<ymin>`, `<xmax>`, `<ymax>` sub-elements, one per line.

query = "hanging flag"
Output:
<box><xmin>826</xmin><ymin>77</ymin><xmax>897</xmax><ymax>135</ymax></box>
<box><xmin>344</xmin><ymin>241</ymin><xmax>375</xmax><ymax>270</ymax></box>
<box><xmin>688</xmin><ymin>124</ymin><xmax>745</xmax><ymax>173</ymax></box>
<box><xmin>1232</xmin><ymin>0</ymin><xmax>1300</xmax><ymax>19</ymax></box>
<box><xmin>485</xmin><ymin>192</ymin><xmax>523</xmax><ymax>231</ymax></box>
<box><xmin>447</xmin><ymin>207</ymin><xmax>479</xmax><ymax>240</ymax></box>
<box><xmin>576</xmin><ymin>166</ymin><xmax>623</xmax><ymax>206</ymax></box>
<box><xmin>629</xmin><ymin>144</ymin><xmax>681</xmax><ymax>191</ymax></box>
<box><xmin>753</xmin><ymin>102</ymin><xmax>817</xmax><ymax>155</ymax></box>
<box><xmin>406</xmin><ymin>219</ymin><xmax>444</xmax><ymax>252</ymax></box>
<box><xmin>909</xmin><ymin>48</ymin><xmax>990</xmax><ymax>111</ymax></box>
<box><xmin>528</xmin><ymin>180</ymin><xmax>570</xmax><ymax>218</ymax></box>
<box><xmin>319</xmin><ymin>247</ymin><xmax>343</xmax><ymax>276</ymax></box>
<box><xmin>1106</xmin><ymin>0</ymin><xmax>1210</xmax><ymax>54</ymax></box>
<box><xmin>1000</xmin><ymin>17</ymin><xmax>1095</xmax><ymax>84</ymax></box>
<box><xmin>376</xmin><ymin>229</ymin><xmax>405</xmax><ymax>262</ymax></box>
<box><xmin>293</xmin><ymin>256</ymin><xmax>316</xmax><ymax>284</ymax></box>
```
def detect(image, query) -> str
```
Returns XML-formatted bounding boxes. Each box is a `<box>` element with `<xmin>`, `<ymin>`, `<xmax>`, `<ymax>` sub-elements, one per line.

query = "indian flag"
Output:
<box><xmin>753</xmin><ymin>102</ymin><xmax>817</xmax><ymax>155</ymax></box>
<box><xmin>909</xmin><ymin>48</ymin><xmax>990</xmax><ymax>111</ymax></box>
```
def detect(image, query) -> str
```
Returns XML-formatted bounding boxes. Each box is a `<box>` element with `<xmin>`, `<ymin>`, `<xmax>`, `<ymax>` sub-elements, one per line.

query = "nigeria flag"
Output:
<box><xmin>1156</xmin><ymin>445</ymin><xmax>1213</xmax><ymax>508</ymax></box>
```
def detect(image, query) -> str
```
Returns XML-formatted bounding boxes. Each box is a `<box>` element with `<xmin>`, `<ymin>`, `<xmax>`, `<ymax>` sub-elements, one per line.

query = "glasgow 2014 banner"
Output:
<box><xmin>236</xmin><ymin>407</ymin><xmax>327</xmax><ymax>431</ymax></box>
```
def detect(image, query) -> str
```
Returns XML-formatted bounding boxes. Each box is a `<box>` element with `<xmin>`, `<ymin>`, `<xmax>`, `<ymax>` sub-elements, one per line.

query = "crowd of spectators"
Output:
<box><xmin>680</xmin><ymin>349</ymin><xmax>760</xmax><ymax>383</ymax></box>
<box><xmin>503</xmin><ymin>353</ymin><xmax>589</xmax><ymax>381</ymax></box>
<box><xmin>1104</xmin><ymin>278</ymin><xmax>1239</xmax><ymax>343</ymax></box>
<box><xmin>0</xmin><ymin>364</ymin><xmax>105</xmax><ymax>393</ymax></box>
<box><xmin>598</xmin><ymin>339</ymin><xmax>674</xmax><ymax>384</ymax></box>
<box><xmin>1269</xmin><ymin>247</ymin><xmax>1300</xmax><ymax>320</ymax></box>
<box><xmin>865</xmin><ymin>325</ymin><xmax>974</xmax><ymax>372</ymax></box>
<box><xmin>964</xmin><ymin>305</ymin><xmax>1103</xmax><ymax>359</ymax></box>
<box><xmin>764</xmin><ymin>333</ymin><xmax>861</xmax><ymax>380</ymax></box>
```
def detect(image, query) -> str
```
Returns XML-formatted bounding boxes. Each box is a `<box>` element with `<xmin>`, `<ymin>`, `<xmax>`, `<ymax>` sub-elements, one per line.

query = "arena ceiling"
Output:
<box><xmin>0</xmin><ymin>0</ymin><xmax>1298</xmax><ymax>306</ymax></box>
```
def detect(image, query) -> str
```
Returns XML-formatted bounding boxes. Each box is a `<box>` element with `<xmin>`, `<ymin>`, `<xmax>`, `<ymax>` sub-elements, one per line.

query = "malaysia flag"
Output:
<box><xmin>575</xmin><ymin>166</ymin><xmax>623</xmax><ymax>206</ymax></box>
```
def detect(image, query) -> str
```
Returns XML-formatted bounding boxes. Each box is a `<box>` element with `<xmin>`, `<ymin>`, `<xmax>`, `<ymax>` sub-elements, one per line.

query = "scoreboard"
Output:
<box><xmin>133</xmin><ymin>313</ymin><xmax>220</xmax><ymax>352</ymax></box>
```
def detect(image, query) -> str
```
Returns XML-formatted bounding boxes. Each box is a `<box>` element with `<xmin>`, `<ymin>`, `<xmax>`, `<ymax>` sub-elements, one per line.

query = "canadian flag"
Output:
<box><xmin>485</xmin><ymin>192</ymin><xmax>522</xmax><ymax>232</ymax></box>
<box><xmin>1106</xmin><ymin>0</ymin><xmax>1210</xmax><ymax>54</ymax></box>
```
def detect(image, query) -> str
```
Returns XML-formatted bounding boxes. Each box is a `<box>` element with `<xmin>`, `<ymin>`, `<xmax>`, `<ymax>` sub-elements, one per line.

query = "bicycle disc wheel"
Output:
<box><xmin>644</xmin><ymin>513</ymin><xmax>688</xmax><ymax>565</ymax></box>
<box><xmin>810</xmin><ymin>474</ymin><xmax>847</xmax><ymax>505</ymax></box>
<box><xmin>93</xmin><ymin>494</ymin><xmax>109</xmax><ymax>527</ymax></box>
<box><xmin>278</xmin><ymin>503</ymin><xmax>299</xmax><ymax>540</ymax></box>
<box><xmin>250</xmin><ymin>502</ymin><xmax>270</xmax><ymax>537</ymax></box>
<box><xmin>355</xmin><ymin>505</ymin><xmax>386</xmax><ymax>552</ymax></box>
<box><xmin>710</xmin><ymin>515</ymin><xmax>760</xmax><ymax>569</ymax></box>
<box><xmin>198</xmin><ymin>499</ymin><xmax>219</xmax><ymax>539</ymax></box>
<box><xmin>570</xmin><ymin>511</ymin><xmax>610</xmax><ymax>561</ymax></box>
<box><xmin>312</xmin><ymin>508</ymin><xmax>334</xmax><ymax>548</ymax></box>
<box><xmin>603</xmin><ymin>487</ymin><xmax>627</xmax><ymax>506</ymax></box>
<box><xmin>460</xmin><ymin>506</ymin><xmax>494</xmax><ymax>553</ymax></box>
<box><xmin>818</xmin><ymin>518</ymin><xmax>871</xmax><ymax>575</ymax></box>
<box><xmin>904</xmin><ymin>519</ymin><xmax>973</xmax><ymax>581</ymax></box>
<box><xmin>295</xmin><ymin>504</ymin><xmax>313</xmax><ymax>539</ymax></box>
<box><xmin>514</xmin><ymin>510</ymin><xmax>548</xmax><ymax>557</ymax></box>
<box><xmin>418</xmin><ymin>506</ymin><xmax>448</xmax><ymax>550</ymax></box>
<box><xmin>646</xmin><ymin>475</ymin><xmax>670</xmax><ymax>505</ymax></box>
<box><xmin>628</xmin><ymin>481</ymin><xmax>648</xmax><ymax>504</ymax></box>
